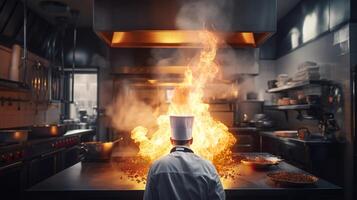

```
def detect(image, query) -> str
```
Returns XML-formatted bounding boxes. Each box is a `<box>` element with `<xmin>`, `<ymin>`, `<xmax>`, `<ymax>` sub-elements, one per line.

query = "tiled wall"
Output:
<box><xmin>0</xmin><ymin>90</ymin><xmax>61</xmax><ymax>128</ymax></box>
<box><xmin>272</xmin><ymin>25</ymin><xmax>351</xmax><ymax>136</ymax></box>
<box><xmin>0</xmin><ymin>45</ymin><xmax>60</xmax><ymax>129</ymax></box>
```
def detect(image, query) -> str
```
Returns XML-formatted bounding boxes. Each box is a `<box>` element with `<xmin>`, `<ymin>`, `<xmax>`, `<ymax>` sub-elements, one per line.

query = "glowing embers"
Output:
<box><xmin>109</xmin><ymin>30</ymin><xmax>256</xmax><ymax>47</ymax></box>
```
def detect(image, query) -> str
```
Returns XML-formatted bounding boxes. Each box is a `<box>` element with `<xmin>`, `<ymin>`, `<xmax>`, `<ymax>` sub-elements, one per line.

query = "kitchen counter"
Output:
<box><xmin>259</xmin><ymin>131</ymin><xmax>335</xmax><ymax>145</ymax></box>
<box><xmin>63</xmin><ymin>129</ymin><xmax>94</xmax><ymax>137</ymax></box>
<box><xmin>27</xmin><ymin>153</ymin><xmax>342</xmax><ymax>200</ymax></box>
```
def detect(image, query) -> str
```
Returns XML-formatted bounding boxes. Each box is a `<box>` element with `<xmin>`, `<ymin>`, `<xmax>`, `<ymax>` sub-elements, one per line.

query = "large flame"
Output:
<box><xmin>131</xmin><ymin>31</ymin><xmax>237</xmax><ymax>164</ymax></box>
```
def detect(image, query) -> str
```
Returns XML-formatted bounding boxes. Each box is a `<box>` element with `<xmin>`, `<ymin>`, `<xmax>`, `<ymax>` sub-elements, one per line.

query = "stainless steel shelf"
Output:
<box><xmin>264</xmin><ymin>104</ymin><xmax>319</xmax><ymax>110</ymax></box>
<box><xmin>266</xmin><ymin>80</ymin><xmax>332</xmax><ymax>93</ymax></box>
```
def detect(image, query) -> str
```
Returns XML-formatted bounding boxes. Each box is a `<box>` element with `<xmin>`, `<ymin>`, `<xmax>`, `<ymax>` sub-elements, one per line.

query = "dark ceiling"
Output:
<box><xmin>27</xmin><ymin>0</ymin><xmax>301</xmax><ymax>28</ymax></box>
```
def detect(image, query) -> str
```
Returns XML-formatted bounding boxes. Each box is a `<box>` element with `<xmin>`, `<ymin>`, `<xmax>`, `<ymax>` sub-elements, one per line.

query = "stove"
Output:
<box><xmin>0</xmin><ymin>143</ymin><xmax>26</xmax><ymax>169</ymax></box>
<box><xmin>0</xmin><ymin>133</ymin><xmax>82</xmax><ymax>196</ymax></box>
<box><xmin>0</xmin><ymin>143</ymin><xmax>27</xmax><ymax>200</ymax></box>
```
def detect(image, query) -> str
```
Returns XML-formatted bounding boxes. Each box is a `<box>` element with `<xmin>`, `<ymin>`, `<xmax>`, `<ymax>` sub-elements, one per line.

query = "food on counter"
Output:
<box><xmin>267</xmin><ymin>171</ymin><xmax>318</xmax><ymax>185</ymax></box>
<box><xmin>241</xmin><ymin>156</ymin><xmax>282</xmax><ymax>168</ymax></box>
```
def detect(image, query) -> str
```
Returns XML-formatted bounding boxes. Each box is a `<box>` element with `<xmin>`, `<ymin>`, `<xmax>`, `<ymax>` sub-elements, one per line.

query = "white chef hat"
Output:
<box><xmin>169</xmin><ymin>115</ymin><xmax>194</xmax><ymax>140</ymax></box>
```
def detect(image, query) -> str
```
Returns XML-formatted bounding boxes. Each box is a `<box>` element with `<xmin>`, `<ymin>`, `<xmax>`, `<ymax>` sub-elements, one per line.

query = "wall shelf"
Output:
<box><xmin>264</xmin><ymin>104</ymin><xmax>319</xmax><ymax>110</ymax></box>
<box><xmin>264</xmin><ymin>104</ymin><xmax>321</xmax><ymax>121</ymax></box>
<box><xmin>266</xmin><ymin>80</ymin><xmax>332</xmax><ymax>93</ymax></box>
<box><xmin>0</xmin><ymin>78</ymin><xmax>30</xmax><ymax>92</ymax></box>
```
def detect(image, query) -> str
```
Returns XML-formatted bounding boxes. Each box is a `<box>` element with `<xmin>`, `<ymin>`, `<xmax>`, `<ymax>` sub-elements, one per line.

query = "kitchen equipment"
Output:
<box><xmin>251</xmin><ymin>114</ymin><xmax>274</xmax><ymax>128</ymax></box>
<box><xmin>241</xmin><ymin>156</ymin><xmax>282</xmax><ymax>169</ymax></box>
<box><xmin>267</xmin><ymin>171</ymin><xmax>318</xmax><ymax>186</ymax></box>
<box><xmin>297</xmin><ymin>127</ymin><xmax>311</xmax><ymax>140</ymax></box>
<box><xmin>236</xmin><ymin>101</ymin><xmax>264</xmax><ymax>126</ymax></box>
<box><xmin>0</xmin><ymin>130</ymin><xmax>28</xmax><ymax>143</ymax></box>
<box><xmin>82</xmin><ymin>141</ymin><xmax>114</xmax><ymax>161</ymax></box>
<box><xmin>30</xmin><ymin>124</ymin><xmax>66</xmax><ymax>138</ymax></box>
<box><xmin>0</xmin><ymin>143</ymin><xmax>26</xmax><ymax>199</ymax></box>
<box><xmin>306</xmin><ymin>95</ymin><xmax>320</xmax><ymax>105</ymax></box>
<box><xmin>273</xmin><ymin>130</ymin><xmax>298</xmax><ymax>138</ymax></box>
<box><xmin>267</xmin><ymin>80</ymin><xmax>277</xmax><ymax>89</ymax></box>
<box><xmin>318</xmin><ymin>113</ymin><xmax>340</xmax><ymax>140</ymax></box>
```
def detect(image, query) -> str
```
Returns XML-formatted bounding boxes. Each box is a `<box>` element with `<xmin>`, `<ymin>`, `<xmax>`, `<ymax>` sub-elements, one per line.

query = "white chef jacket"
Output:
<box><xmin>143</xmin><ymin>146</ymin><xmax>225</xmax><ymax>200</ymax></box>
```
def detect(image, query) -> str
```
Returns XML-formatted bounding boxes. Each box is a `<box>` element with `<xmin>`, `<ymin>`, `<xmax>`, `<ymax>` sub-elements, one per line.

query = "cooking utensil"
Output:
<box><xmin>241</xmin><ymin>156</ymin><xmax>282</xmax><ymax>169</ymax></box>
<box><xmin>267</xmin><ymin>171</ymin><xmax>318</xmax><ymax>186</ymax></box>
<box><xmin>30</xmin><ymin>124</ymin><xmax>66</xmax><ymax>138</ymax></box>
<box><xmin>82</xmin><ymin>141</ymin><xmax>114</xmax><ymax>161</ymax></box>
<box><xmin>0</xmin><ymin>130</ymin><xmax>29</xmax><ymax>143</ymax></box>
<box><xmin>273</xmin><ymin>130</ymin><xmax>298</xmax><ymax>138</ymax></box>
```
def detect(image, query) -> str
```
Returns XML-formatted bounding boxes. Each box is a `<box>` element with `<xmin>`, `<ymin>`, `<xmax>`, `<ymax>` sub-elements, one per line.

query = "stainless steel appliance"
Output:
<box><xmin>27</xmin><ymin>135</ymin><xmax>80</xmax><ymax>186</ymax></box>
<box><xmin>30</xmin><ymin>124</ymin><xmax>66</xmax><ymax>138</ymax></box>
<box><xmin>0</xmin><ymin>144</ymin><xmax>27</xmax><ymax>200</ymax></box>
<box><xmin>235</xmin><ymin>100</ymin><xmax>264</xmax><ymax>127</ymax></box>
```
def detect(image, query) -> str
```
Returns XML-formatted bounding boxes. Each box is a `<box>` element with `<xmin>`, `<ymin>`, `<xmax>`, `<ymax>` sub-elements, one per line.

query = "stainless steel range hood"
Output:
<box><xmin>93</xmin><ymin>0</ymin><xmax>277</xmax><ymax>48</ymax></box>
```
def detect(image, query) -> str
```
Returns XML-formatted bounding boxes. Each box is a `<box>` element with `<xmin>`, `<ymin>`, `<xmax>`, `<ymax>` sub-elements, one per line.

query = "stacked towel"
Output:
<box><xmin>293</xmin><ymin>62</ymin><xmax>320</xmax><ymax>82</ymax></box>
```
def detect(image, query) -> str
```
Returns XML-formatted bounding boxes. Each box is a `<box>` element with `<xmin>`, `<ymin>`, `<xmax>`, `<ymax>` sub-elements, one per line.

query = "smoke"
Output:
<box><xmin>176</xmin><ymin>0</ymin><xmax>234</xmax><ymax>31</ymax></box>
<box><xmin>107</xmin><ymin>0</ymin><xmax>260</xmax><ymax>136</ymax></box>
<box><xmin>106</xmin><ymin>84</ymin><xmax>163</xmax><ymax>133</ymax></box>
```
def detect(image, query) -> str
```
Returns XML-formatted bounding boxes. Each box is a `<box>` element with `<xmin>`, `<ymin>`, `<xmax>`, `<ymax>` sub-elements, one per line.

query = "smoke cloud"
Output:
<box><xmin>107</xmin><ymin>0</ymin><xmax>261</xmax><ymax>135</ymax></box>
<box><xmin>106</xmin><ymin>83</ymin><xmax>163</xmax><ymax>133</ymax></box>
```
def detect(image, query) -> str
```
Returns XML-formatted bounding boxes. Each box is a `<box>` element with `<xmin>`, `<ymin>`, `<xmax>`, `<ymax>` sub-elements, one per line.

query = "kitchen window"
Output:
<box><xmin>67</xmin><ymin>73</ymin><xmax>98</xmax><ymax>129</ymax></box>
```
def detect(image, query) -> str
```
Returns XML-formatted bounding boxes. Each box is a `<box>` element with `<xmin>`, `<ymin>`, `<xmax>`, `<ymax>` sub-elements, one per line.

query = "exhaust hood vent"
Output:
<box><xmin>93</xmin><ymin>0</ymin><xmax>277</xmax><ymax>48</ymax></box>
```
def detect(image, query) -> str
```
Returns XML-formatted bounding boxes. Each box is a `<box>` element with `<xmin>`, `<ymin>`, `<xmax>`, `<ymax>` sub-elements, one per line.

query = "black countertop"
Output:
<box><xmin>27</xmin><ymin>153</ymin><xmax>342</xmax><ymax>200</ymax></box>
<box><xmin>259</xmin><ymin>131</ymin><xmax>335</xmax><ymax>145</ymax></box>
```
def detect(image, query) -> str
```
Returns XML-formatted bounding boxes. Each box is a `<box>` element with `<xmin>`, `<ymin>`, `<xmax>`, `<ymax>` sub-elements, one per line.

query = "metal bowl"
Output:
<box><xmin>82</xmin><ymin>141</ymin><xmax>114</xmax><ymax>161</ymax></box>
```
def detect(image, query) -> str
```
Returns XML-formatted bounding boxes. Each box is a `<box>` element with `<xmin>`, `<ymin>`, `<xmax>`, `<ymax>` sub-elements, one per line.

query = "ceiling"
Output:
<box><xmin>27</xmin><ymin>0</ymin><xmax>301</xmax><ymax>27</ymax></box>
<box><xmin>277</xmin><ymin>0</ymin><xmax>301</xmax><ymax>20</ymax></box>
<box><xmin>27</xmin><ymin>0</ymin><xmax>93</xmax><ymax>27</ymax></box>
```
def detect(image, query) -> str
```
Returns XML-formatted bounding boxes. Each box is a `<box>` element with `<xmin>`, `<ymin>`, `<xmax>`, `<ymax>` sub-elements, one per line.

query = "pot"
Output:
<box><xmin>82</xmin><ymin>141</ymin><xmax>114</xmax><ymax>161</ymax></box>
<box><xmin>30</xmin><ymin>124</ymin><xmax>66</xmax><ymax>138</ymax></box>
<box><xmin>0</xmin><ymin>129</ymin><xmax>29</xmax><ymax>143</ymax></box>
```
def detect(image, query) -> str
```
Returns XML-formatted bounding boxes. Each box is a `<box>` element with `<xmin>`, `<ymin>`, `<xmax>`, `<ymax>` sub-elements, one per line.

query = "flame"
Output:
<box><xmin>131</xmin><ymin>31</ymin><xmax>237</xmax><ymax>165</ymax></box>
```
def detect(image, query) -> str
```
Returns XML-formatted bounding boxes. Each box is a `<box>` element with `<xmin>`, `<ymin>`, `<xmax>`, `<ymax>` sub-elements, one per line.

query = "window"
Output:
<box><xmin>69</xmin><ymin>73</ymin><xmax>98</xmax><ymax>128</ymax></box>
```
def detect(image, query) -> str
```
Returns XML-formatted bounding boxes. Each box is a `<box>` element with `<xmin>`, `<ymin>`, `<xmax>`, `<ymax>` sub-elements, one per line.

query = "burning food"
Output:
<box><xmin>267</xmin><ymin>171</ymin><xmax>318</xmax><ymax>186</ymax></box>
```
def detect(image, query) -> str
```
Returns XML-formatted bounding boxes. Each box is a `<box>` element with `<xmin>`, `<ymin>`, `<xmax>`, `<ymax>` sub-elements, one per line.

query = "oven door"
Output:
<box><xmin>28</xmin><ymin>149</ymin><xmax>64</xmax><ymax>186</ymax></box>
<box><xmin>62</xmin><ymin>145</ymin><xmax>81</xmax><ymax>169</ymax></box>
<box><xmin>0</xmin><ymin>161</ymin><xmax>26</xmax><ymax>199</ymax></box>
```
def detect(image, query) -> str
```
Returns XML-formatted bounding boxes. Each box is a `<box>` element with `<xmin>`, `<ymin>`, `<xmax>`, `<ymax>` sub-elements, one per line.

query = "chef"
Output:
<box><xmin>143</xmin><ymin>115</ymin><xmax>225</xmax><ymax>200</ymax></box>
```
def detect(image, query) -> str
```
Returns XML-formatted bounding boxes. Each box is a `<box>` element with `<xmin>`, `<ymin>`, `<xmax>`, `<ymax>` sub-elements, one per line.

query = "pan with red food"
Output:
<box><xmin>267</xmin><ymin>171</ymin><xmax>318</xmax><ymax>186</ymax></box>
<box><xmin>241</xmin><ymin>156</ymin><xmax>282</xmax><ymax>169</ymax></box>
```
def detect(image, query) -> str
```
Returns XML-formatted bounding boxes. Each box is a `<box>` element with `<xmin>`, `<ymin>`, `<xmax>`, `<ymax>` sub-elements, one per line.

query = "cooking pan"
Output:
<box><xmin>30</xmin><ymin>124</ymin><xmax>66</xmax><ymax>138</ymax></box>
<box><xmin>82</xmin><ymin>141</ymin><xmax>115</xmax><ymax>161</ymax></box>
<box><xmin>0</xmin><ymin>130</ymin><xmax>29</xmax><ymax>143</ymax></box>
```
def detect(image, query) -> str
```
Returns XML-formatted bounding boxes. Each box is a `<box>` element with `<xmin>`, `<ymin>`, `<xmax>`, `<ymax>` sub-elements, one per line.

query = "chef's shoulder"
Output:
<box><xmin>149</xmin><ymin>153</ymin><xmax>218</xmax><ymax>175</ymax></box>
